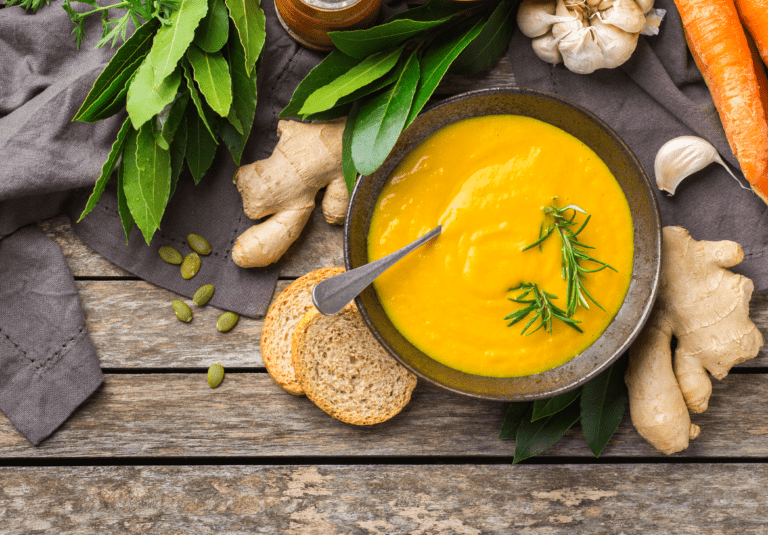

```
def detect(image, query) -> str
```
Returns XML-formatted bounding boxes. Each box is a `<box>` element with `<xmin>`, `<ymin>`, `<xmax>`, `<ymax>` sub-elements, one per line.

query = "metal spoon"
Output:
<box><xmin>312</xmin><ymin>225</ymin><xmax>442</xmax><ymax>315</ymax></box>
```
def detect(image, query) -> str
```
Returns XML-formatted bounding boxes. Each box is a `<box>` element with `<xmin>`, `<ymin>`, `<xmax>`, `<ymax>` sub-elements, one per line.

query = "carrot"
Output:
<box><xmin>674</xmin><ymin>0</ymin><xmax>768</xmax><ymax>203</ymax></box>
<box><xmin>734</xmin><ymin>0</ymin><xmax>768</xmax><ymax>67</ymax></box>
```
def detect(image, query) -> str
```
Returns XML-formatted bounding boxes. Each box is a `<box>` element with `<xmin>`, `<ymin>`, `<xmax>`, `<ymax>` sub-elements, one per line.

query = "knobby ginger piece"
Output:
<box><xmin>232</xmin><ymin>119</ymin><xmax>348</xmax><ymax>268</ymax></box>
<box><xmin>625</xmin><ymin>226</ymin><xmax>763</xmax><ymax>454</ymax></box>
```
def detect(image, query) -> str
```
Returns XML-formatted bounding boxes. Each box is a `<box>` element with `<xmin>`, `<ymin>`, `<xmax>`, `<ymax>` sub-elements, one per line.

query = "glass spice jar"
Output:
<box><xmin>275</xmin><ymin>0</ymin><xmax>381</xmax><ymax>51</ymax></box>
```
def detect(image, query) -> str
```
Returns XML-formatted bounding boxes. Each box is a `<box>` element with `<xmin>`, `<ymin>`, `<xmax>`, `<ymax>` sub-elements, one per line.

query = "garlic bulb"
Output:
<box><xmin>654</xmin><ymin>136</ymin><xmax>750</xmax><ymax>195</ymax></box>
<box><xmin>516</xmin><ymin>0</ymin><xmax>665</xmax><ymax>74</ymax></box>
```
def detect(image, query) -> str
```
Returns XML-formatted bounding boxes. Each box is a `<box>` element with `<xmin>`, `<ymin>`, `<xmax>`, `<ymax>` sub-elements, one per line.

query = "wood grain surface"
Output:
<box><xmin>1</xmin><ymin>373</ymin><xmax>767</xmax><ymax>458</ymax></box>
<box><xmin>1</xmin><ymin>464</ymin><xmax>766</xmax><ymax>534</ymax></box>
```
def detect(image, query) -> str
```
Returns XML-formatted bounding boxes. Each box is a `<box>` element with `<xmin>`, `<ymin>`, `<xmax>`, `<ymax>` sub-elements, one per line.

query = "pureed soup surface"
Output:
<box><xmin>367</xmin><ymin>115</ymin><xmax>634</xmax><ymax>377</ymax></box>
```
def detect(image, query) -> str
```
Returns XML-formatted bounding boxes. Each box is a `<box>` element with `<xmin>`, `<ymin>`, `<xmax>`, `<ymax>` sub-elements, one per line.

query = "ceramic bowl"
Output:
<box><xmin>344</xmin><ymin>87</ymin><xmax>661</xmax><ymax>401</ymax></box>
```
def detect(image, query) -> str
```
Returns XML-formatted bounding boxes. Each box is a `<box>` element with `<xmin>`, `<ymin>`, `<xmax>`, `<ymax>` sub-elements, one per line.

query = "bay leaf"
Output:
<box><xmin>280</xmin><ymin>50</ymin><xmax>361</xmax><ymax>119</ymax></box>
<box><xmin>117</xmin><ymin>157</ymin><xmax>135</xmax><ymax>244</ymax></box>
<box><xmin>186</xmin><ymin>106</ymin><xmax>218</xmax><ymax>184</ymax></box>
<box><xmin>147</xmin><ymin>0</ymin><xmax>208</xmax><ymax>86</ymax></box>
<box><xmin>330</xmin><ymin>19</ymin><xmax>444</xmax><ymax>59</ymax></box>
<box><xmin>182</xmin><ymin>59</ymin><xmax>217</xmax><ymax>140</ymax></box>
<box><xmin>123</xmin><ymin>123</ymin><xmax>172</xmax><ymax>244</ymax></box>
<box><xmin>155</xmin><ymin>90</ymin><xmax>190</xmax><ymax>151</ymax></box>
<box><xmin>386</xmin><ymin>0</ymin><xmax>477</xmax><ymax>23</ymax></box>
<box><xmin>351</xmin><ymin>50</ymin><xmax>419</xmax><ymax>175</ymax></box>
<box><xmin>74</xmin><ymin>19</ymin><xmax>159</xmax><ymax>122</ymax></box>
<box><xmin>219</xmin><ymin>28</ymin><xmax>259</xmax><ymax>165</ymax></box>
<box><xmin>78</xmin><ymin>117</ymin><xmax>133</xmax><ymax>221</ymax></box>
<box><xmin>580</xmin><ymin>356</ymin><xmax>628</xmax><ymax>458</ymax></box>
<box><xmin>405</xmin><ymin>17</ymin><xmax>484</xmax><ymax>128</ymax></box>
<box><xmin>450</xmin><ymin>0</ymin><xmax>517</xmax><ymax>75</ymax></box>
<box><xmin>303</xmin><ymin>66</ymin><xmax>399</xmax><ymax>121</ymax></box>
<box><xmin>342</xmin><ymin>101</ymin><xmax>360</xmax><ymax>194</ymax></box>
<box><xmin>512</xmin><ymin>402</ymin><xmax>580</xmax><ymax>465</ymax></box>
<box><xmin>186</xmin><ymin>44</ymin><xmax>232</xmax><ymax>117</ymax></box>
<box><xmin>169</xmin><ymin>114</ymin><xmax>188</xmax><ymax>198</ymax></box>
<box><xmin>299</xmin><ymin>47</ymin><xmax>404</xmax><ymax>116</ymax></box>
<box><xmin>126</xmin><ymin>58</ymin><xmax>182</xmax><ymax>129</ymax></box>
<box><xmin>498</xmin><ymin>402</ymin><xmax>531</xmax><ymax>440</ymax></box>
<box><xmin>194</xmin><ymin>0</ymin><xmax>229</xmax><ymax>53</ymax></box>
<box><xmin>531</xmin><ymin>387</ymin><xmax>581</xmax><ymax>422</ymax></box>
<box><xmin>78</xmin><ymin>55</ymin><xmax>144</xmax><ymax>123</ymax></box>
<box><xmin>224</xmin><ymin>0</ymin><xmax>266</xmax><ymax>76</ymax></box>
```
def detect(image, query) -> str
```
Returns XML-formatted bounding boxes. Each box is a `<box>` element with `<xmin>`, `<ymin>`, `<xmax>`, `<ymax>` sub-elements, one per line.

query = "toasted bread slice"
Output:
<box><xmin>261</xmin><ymin>267</ymin><xmax>344</xmax><ymax>395</ymax></box>
<box><xmin>292</xmin><ymin>304</ymin><xmax>417</xmax><ymax>425</ymax></box>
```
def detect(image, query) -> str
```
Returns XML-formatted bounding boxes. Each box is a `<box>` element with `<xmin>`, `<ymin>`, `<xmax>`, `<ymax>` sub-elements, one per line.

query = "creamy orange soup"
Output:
<box><xmin>367</xmin><ymin>115</ymin><xmax>634</xmax><ymax>377</ymax></box>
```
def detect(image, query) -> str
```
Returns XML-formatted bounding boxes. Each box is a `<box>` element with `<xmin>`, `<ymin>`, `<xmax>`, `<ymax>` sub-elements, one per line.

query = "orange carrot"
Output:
<box><xmin>734</xmin><ymin>0</ymin><xmax>768</xmax><ymax>67</ymax></box>
<box><xmin>675</xmin><ymin>0</ymin><xmax>768</xmax><ymax>203</ymax></box>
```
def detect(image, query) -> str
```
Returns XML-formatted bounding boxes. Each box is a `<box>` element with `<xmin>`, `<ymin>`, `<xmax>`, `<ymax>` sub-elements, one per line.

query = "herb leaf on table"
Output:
<box><xmin>27</xmin><ymin>0</ymin><xmax>268</xmax><ymax>245</ymax></box>
<box><xmin>282</xmin><ymin>0</ymin><xmax>521</xmax><ymax>193</ymax></box>
<box><xmin>499</xmin><ymin>356</ymin><xmax>629</xmax><ymax>463</ymax></box>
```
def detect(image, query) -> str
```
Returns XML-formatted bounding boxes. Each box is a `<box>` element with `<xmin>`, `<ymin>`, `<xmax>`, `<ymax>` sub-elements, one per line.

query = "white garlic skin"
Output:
<box><xmin>655</xmin><ymin>136</ymin><xmax>743</xmax><ymax>195</ymax></box>
<box><xmin>518</xmin><ymin>0</ymin><xmax>664</xmax><ymax>74</ymax></box>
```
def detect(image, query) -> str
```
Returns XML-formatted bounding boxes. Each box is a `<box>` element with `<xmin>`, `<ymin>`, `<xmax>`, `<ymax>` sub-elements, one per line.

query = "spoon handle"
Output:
<box><xmin>312</xmin><ymin>225</ymin><xmax>442</xmax><ymax>316</ymax></box>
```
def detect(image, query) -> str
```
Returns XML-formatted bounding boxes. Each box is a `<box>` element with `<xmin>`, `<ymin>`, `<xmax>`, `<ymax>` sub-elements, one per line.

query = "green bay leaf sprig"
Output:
<box><xmin>279</xmin><ymin>0</ymin><xmax>520</xmax><ymax>193</ymax></box>
<box><xmin>499</xmin><ymin>355</ymin><xmax>629</xmax><ymax>464</ymax></box>
<box><xmin>50</xmin><ymin>0</ymin><xmax>268</xmax><ymax>245</ymax></box>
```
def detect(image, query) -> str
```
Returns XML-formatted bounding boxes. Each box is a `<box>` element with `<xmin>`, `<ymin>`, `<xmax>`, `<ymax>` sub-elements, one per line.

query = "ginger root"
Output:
<box><xmin>232</xmin><ymin>119</ymin><xmax>348</xmax><ymax>268</ymax></box>
<box><xmin>625</xmin><ymin>226</ymin><xmax>763</xmax><ymax>454</ymax></box>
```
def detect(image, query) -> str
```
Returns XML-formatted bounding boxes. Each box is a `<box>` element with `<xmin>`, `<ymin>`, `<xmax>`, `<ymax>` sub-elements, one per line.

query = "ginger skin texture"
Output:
<box><xmin>625</xmin><ymin>226</ymin><xmax>763</xmax><ymax>454</ymax></box>
<box><xmin>232</xmin><ymin>119</ymin><xmax>348</xmax><ymax>268</ymax></box>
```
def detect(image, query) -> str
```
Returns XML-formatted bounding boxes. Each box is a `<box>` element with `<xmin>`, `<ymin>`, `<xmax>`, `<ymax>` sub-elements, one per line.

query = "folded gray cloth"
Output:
<box><xmin>1</xmin><ymin>0</ymin><xmax>766</xmax><ymax>446</ymax></box>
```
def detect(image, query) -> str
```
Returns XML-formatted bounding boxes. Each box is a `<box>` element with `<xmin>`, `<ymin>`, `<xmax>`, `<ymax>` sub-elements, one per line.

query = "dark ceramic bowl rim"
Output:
<box><xmin>344</xmin><ymin>87</ymin><xmax>662</xmax><ymax>401</ymax></box>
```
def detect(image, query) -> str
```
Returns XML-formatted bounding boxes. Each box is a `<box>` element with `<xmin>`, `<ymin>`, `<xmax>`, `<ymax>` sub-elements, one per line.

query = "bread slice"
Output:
<box><xmin>292</xmin><ymin>304</ymin><xmax>418</xmax><ymax>425</ymax></box>
<box><xmin>261</xmin><ymin>267</ymin><xmax>344</xmax><ymax>395</ymax></box>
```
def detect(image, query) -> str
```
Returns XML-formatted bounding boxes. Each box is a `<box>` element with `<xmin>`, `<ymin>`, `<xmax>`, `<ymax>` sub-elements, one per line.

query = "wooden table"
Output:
<box><xmin>3</xmin><ymin>63</ymin><xmax>768</xmax><ymax>533</ymax></box>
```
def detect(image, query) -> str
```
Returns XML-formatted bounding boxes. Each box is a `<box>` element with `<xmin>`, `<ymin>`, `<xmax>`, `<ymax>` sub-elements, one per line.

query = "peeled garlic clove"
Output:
<box><xmin>532</xmin><ymin>31</ymin><xmax>564</xmax><ymax>64</ymax></box>
<box><xmin>655</xmin><ymin>136</ymin><xmax>747</xmax><ymax>195</ymax></box>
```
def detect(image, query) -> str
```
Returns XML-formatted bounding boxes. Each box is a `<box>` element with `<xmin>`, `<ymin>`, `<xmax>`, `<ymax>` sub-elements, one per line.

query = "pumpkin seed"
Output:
<box><xmin>159</xmin><ymin>245</ymin><xmax>182</xmax><ymax>265</ymax></box>
<box><xmin>208</xmin><ymin>362</ymin><xmax>225</xmax><ymax>388</ymax></box>
<box><xmin>193</xmin><ymin>284</ymin><xmax>215</xmax><ymax>306</ymax></box>
<box><xmin>172</xmin><ymin>299</ymin><xmax>192</xmax><ymax>322</ymax></box>
<box><xmin>180</xmin><ymin>252</ymin><xmax>201</xmax><ymax>279</ymax></box>
<box><xmin>187</xmin><ymin>233</ymin><xmax>211</xmax><ymax>255</ymax></box>
<box><xmin>216</xmin><ymin>311</ymin><xmax>239</xmax><ymax>332</ymax></box>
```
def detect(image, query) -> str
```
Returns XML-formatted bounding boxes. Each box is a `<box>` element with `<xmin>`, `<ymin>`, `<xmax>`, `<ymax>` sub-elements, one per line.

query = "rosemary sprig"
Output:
<box><xmin>523</xmin><ymin>202</ymin><xmax>617</xmax><ymax>317</ymax></box>
<box><xmin>504</xmin><ymin>283</ymin><xmax>583</xmax><ymax>336</ymax></box>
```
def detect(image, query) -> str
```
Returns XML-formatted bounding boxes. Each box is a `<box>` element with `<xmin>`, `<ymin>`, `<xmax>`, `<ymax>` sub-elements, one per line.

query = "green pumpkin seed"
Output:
<box><xmin>208</xmin><ymin>362</ymin><xmax>225</xmax><ymax>388</ymax></box>
<box><xmin>159</xmin><ymin>246</ymin><xmax>183</xmax><ymax>265</ymax></box>
<box><xmin>172</xmin><ymin>299</ymin><xmax>192</xmax><ymax>322</ymax></box>
<box><xmin>193</xmin><ymin>284</ymin><xmax>215</xmax><ymax>306</ymax></box>
<box><xmin>187</xmin><ymin>233</ymin><xmax>211</xmax><ymax>255</ymax></box>
<box><xmin>216</xmin><ymin>311</ymin><xmax>239</xmax><ymax>332</ymax></box>
<box><xmin>180</xmin><ymin>252</ymin><xmax>201</xmax><ymax>279</ymax></box>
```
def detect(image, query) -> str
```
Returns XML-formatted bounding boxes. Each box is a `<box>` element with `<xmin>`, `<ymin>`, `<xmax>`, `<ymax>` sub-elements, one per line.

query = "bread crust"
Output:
<box><xmin>261</xmin><ymin>267</ymin><xmax>345</xmax><ymax>396</ymax></box>
<box><xmin>292</xmin><ymin>304</ymin><xmax>417</xmax><ymax>425</ymax></box>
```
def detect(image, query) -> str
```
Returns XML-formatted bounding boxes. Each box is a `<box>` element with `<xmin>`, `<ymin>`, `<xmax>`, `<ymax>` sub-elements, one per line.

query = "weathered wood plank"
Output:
<box><xmin>79</xmin><ymin>280</ymin><xmax>289</xmax><ymax>368</ymax></box>
<box><xmin>437</xmin><ymin>56</ymin><xmax>516</xmax><ymax>95</ymax></box>
<box><xmin>0</xmin><ymin>373</ymin><xmax>767</xmax><ymax>458</ymax></box>
<box><xmin>1</xmin><ymin>464</ymin><xmax>765</xmax><ymax>534</ymax></box>
<box><xmin>77</xmin><ymin>278</ymin><xmax>768</xmax><ymax>368</ymax></box>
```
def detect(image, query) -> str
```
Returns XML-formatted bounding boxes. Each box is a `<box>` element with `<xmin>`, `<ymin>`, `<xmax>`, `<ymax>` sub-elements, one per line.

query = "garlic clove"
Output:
<box><xmin>591</xmin><ymin>17</ymin><xmax>639</xmax><ymax>69</ymax></box>
<box><xmin>654</xmin><ymin>136</ymin><xmax>749</xmax><ymax>195</ymax></box>
<box><xmin>600</xmin><ymin>0</ymin><xmax>646</xmax><ymax>34</ymax></box>
<box><xmin>559</xmin><ymin>26</ymin><xmax>605</xmax><ymax>74</ymax></box>
<box><xmin>635</xmin><ymin>0</ymin><xmax>654</xmax><ymax>14</ymax></box>
<box><xmin>532</xmin><ymin>31</ymin><xmax>565</xmax><ymax>64</ymax></box>
<box><xmin>517</xmin><ymin>0</ymin><xmax>572</xmax><ymax>38</ymax></box>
